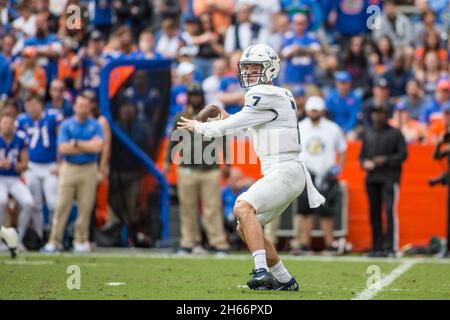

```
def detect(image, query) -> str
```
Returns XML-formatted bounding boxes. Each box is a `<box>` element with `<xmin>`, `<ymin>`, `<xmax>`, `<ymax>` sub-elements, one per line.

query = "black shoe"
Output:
<box><xmin>368</xmin><ymin>251</ymin><xmax>383</xmax><ymax>258</ymax></box>
<box><xmin>382</xmin><ymin>250</ymin><xmax>397</xmax><ymax>258</ymax></box>
<box><xmin>247</xmin><ymin>268</ymin><xmax>276</xmax><ymax>290</ymax></box>
<box><xmin>273</xmin><ymin>277</ymin><xmax>300</xmax><ymax>291</ymax></box>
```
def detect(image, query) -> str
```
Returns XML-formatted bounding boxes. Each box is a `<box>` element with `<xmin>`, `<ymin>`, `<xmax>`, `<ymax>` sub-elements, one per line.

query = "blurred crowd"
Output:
<box><xmin>1</xmin><ymin>0</ymin><xmax>450</xmax><ymax>255</ymax></box>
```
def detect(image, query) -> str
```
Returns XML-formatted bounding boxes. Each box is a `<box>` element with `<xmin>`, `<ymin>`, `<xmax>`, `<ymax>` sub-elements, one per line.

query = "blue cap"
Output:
<box><xmin>442</xmin><ymin>101</ymin><xmax>450</xmax><ymax>112</ymax></box>
<box><xmin>395</xmin><ymin>101</ymin><xmax>410</xmax><ymax>112</ymax></box>
<box><xmin>335</xmin><ymin>71</ymin><xmax>351</xmax><ymax>82</ymax></box>
<box><xmin>291</xmin><ymin>85</ymin><xmax>306</xmax><ymax>97</ymax></box>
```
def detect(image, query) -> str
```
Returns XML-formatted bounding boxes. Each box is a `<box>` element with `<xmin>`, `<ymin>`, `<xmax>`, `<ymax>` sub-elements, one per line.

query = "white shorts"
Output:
<box><xmin>236</xmin><ymin>160</ymin><xmax>306</xmax><ymax>225</ymax></box>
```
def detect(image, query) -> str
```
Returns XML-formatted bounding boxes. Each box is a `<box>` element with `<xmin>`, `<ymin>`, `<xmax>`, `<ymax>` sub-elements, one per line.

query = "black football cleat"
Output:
<box><xmin>272</xmin><ymin>277</ymin><xmax>300</xmax><ymax>291</ymax></box>
<box><xmin>247</xmin><ymin>268</ymin><xmax>276</xmax><ymax>290</ymax></box>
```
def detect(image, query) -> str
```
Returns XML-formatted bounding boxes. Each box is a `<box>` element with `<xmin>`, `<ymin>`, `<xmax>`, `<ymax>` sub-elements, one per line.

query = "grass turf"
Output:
<box><xmin>0</xmin><ymin>253</ymin><xmax>448</xmax><ymax>300</ymax></box>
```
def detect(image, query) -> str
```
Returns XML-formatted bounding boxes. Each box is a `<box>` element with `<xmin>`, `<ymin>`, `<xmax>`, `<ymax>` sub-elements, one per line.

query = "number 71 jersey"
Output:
<box><xmin>244</xmin><ymin>84</ymin><xmax>302</xmax><ymax>157</ymax></box>
<box><xmin>16</xmin><ymin>109</ymin><xmax>63</xmax><ymax>164</ymax></box>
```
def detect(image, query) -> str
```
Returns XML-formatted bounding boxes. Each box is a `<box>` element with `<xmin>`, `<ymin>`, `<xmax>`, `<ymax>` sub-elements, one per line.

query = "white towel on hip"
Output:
<box><xmin>300</xmin><ymin>161</ymin><xmax>326</xmax><ymax>208</ymax></box>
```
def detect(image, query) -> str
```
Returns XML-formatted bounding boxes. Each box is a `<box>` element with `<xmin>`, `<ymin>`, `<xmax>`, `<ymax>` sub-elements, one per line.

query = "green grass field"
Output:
<box><xmin>1</xmin><ymin>251</ymin><xmax>449</xmax><ymax>300</ymax></box>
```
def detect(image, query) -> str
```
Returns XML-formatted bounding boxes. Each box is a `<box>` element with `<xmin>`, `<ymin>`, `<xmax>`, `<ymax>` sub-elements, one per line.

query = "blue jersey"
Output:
<box><xmin>281</xmin><ymin>32</ymin><xmax>320</xmax><ymax>84</ymax></box>
<box><xmin>45</xmin><ymin>99</ymin><xmax>74</xmax><ymax>119</ymax></box>
<box><xmin>219</xmin><ymin>76</ymin><xmax>243</xmax><ymax>114</ymax></box>
<box><xmin>93</xmin><ymin>0</ymin><xmax>112</xmax><ymax>26</ymax></box>
<box><xmin>58</xmin><ymin>117</ymin><xmax>104</xmax><ymax>165</ymax></box>
<box><xmin>325</xmin><ymin>89</ymin><xmax>362</xmax><ymax>133</ymax></box>
<box><xmin>0</xmin><ymin>131</ymin><xmax>28</xmax><ymax>176</ymax></box>
<box><xmin>16</xmin><ymin>109</ymin><xmax>63</xmax><ymax>164</ymax></box>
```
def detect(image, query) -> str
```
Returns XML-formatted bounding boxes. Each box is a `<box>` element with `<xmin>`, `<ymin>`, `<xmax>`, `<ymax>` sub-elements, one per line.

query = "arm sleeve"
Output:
<box><xmin>386</xmin><ymin>131</ymin><xmax>407</xmax><ymax>167</ymax></box>
<box><xmin>195</xmin><ymin>106</ymin><xmax>276</xmax><ymax>138</ymax></box>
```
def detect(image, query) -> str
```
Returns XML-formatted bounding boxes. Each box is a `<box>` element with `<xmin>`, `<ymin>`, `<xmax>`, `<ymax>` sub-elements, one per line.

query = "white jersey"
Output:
<box><xmin>195</xmin><ymin>84</ymin><xmax>301</xmax><ymax>174</ymax></box>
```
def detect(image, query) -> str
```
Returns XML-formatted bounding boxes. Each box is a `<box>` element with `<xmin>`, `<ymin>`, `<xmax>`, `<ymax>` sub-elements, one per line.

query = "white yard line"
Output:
<box><xmin>352</xmin><ymin>259</ymin><xmax>418</xmax><ymax>300</ymax></box>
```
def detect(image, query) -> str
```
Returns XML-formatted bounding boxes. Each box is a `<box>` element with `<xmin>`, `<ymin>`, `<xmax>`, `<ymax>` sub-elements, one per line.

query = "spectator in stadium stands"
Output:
<box><xmin>383</xmin><ymin>51</ymin><xmax>413</xmax><ymax>102</ymax></box>
<box><xmin>0</xmin><ymin>111</ymin><xmax>34</xmax><ymax>252</ymax></box>
<box><xmin>23</xmin><ymin>12</ymin><xmax>62</xmax><ymax>83</ymax></box>
<box><xmin>426</xmin><ymin>101</ymin><xmax>450</xmax><ymax>145</ymax></box>
<box><xmin>34</xmin><ymin>0</ymin><xmax>58</xmax><ymax>34</ymax></box>
<box><xmin>191</xmin><ymin>12</ymin><xmax>224</xmax><ymax>81</ymax></box>
<box><xmin>112</xmin><ymin>0</ymin><xmax>153</xmax><ymax>40</ymax></box>
<box><xmin>419</xmin><ymin>78</ymin><xmax>450</xmax><ymax>124</ymax></box>
<box><xmin>116</xmin><ymin>26</ymin><xmax>137</xmax><ymax>57</ymax></box>
<box><xmin>415</xmin><ymin>51</ymin><xmax>448</xmax><ymax>97</ymax></box>
<box><xmin>372</xmin><ymin>0</ymin><xmax>413</xmax><ymax>47</ymax></box>
<box><xmin>0</xmin><ymin>0</ymin><xmax>17</xmax><ymax>36</ymax></box>
<box><xmin>235</xmin><ymin>0</ymin><xmax>280</xmax><ymax>31</ymax></box>
<box><xmin>0</xmin><ymin>50</ymin><xmax>13</xmax><ymax>102</ymax></box>
<box><xmin>169</xmin><ymin>61</ymin><xmax>196</xmax><ymax>124</ymax></box>
<box><xmin>12</xmin><ymin>1</ymin><xmax>36</xmax><ymax>39</ymax></box>
<box><xmin>415</xmin><ymin>30</ymin><xmax>448</xmax><ymax>71</ymax></box>
<box><xmin>155</xmin><ymin>18</ymin><xmax>183</xmax><ymax>59</ymax></box>
<box><xmin>13</xmin><ymin>46</ymin><xmax>47</xmax><ymax>102</ymax></box>
<box><xmin>321</xmin><ymin>0</ymin><xmax>378</xmax><ymax>39</ymax></box>
<box><xmin>202</xmin><ymin>57</ymin><xmax>227</xmax><ymax>107</ymax></box>
<box><xmin>369</xmin><ymin>35</ymin><xmax>395</xmax><ymax>77</ymax></box>
<box><xmin>43</xmin><ymin>93</ymin><xmax>104</xmax><ymax>253</ymax></box>
<box><xmin>1</xmin><ymin>33</ymin><xmax>17</xmax><ymax>64</ymax></box>
<box><xmin>92</xmin><ymin>0</ymin><xmax>113</xmax><ymax>38</ymax></box>
<box><xmin>339</xmin><ymin>35</ymin><xmax>369</xmax><ymax>97</ymax></box>
<box><xmin>325</xmin><ymin>71</ymin><xmax>361</xmax><ymax>137</ymax></box>
<box><xmin>222</xmin><ymin>167</ymin><xmax>254</xmax><ymax>250</ymax></box>
<box><xmin>414</xmin><ymin>9</ymin><xmax>442</xmax><ymax>47</ymax></box>
<box><xmin>57</xmin><ymin>37</ymin><xmax>82</xmax><ymax>94</ymax></box>
<box><xmin>152</xmin><ymin>0</ymin><xmax>182</xmax><ymax>31</ymax></box>
<box><xmin>192</xmin><ymin>0</ymin><xmax>233</xmax><ymax>36</ymax></box>
<box><xmin>360</xmin><ymin>77</ymin><xmax>394</xmax><ymax>130</ymax></box>
<box><xmin>165</xmin><ymin>83</ymin><xmax>230</xmax><ymax>256</ymax></box>
<box><xmin>77</xmin><ymin>30</ymin><xmax>104</xmax><ymax>94</ymax></box>
<box><xmin>17</xmin><ymin>94</ymin><xmax>61</xmax><ymax>244</ymax></box>
<box><xmin>267</xmin><ymin>12</ymin><xmax>290</xmax><ymax>53</ymax></box>
<box><xmin>389</xmin><ymin>102</ymin><xmax>426</xmax><ymax>144</ymax></box>
<box><xmin>109</xmin><ymin>102</ymin><xmax>150</xmax><ymax>239</ymax></box>
<box><xmin>360</xmin><ymin>104</ymin><xmax>407</xmax><ymax>258</ymax></box>
<box><xmin>280</xmin><ymin>12</ymin><xmax>320</xmax><ymax>85</ymax></box>
<box><xmin>397</xmin><ymin>79</ymin><xmax>428</xmax><ymax>121</ymax></box>
<box><xmin>292</xmin><ymin>96</ymin><xmax>347</xmax><ymax>255</ymax></box>
<box><xmin>216</xmin><ymin>51</ymin><xmax>245</xmax><ymax>114</ymax></box>
<box><xmin>0</xmin><ymin>99</ymin><xmax>19</xmax><ymax>118</ymax></box>
<box><xmin>316</xmin><ymin>54</ymin><xmax>339</xmax><ymax>97</ymax></box>
<box><xmin>224</xmin><ymin>3</ymin><xmax>268</xmax><ymax>55</ymax></box>
<box><xmin>45</xmin><ymin>79</ymin><xmax>73</xmax><ymax>119</ymax></box>
<box><xmin>130</xmin><ymin>28</ymin><xmax>162</xmax><ymax>60</ymax></box>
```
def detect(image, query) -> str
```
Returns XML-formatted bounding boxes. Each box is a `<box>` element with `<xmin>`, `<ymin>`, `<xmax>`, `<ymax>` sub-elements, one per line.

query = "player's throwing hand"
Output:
<box><xmin>177</xmin><ymin>116</ymin><xmax>199</xmax><ymax>132</ymax></box>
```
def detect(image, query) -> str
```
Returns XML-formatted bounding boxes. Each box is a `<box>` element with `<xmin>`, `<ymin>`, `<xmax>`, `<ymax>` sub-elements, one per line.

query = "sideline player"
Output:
<box><xmin>178</xmin><ymin>44</ymin><xmax>325</xmax><ymax>290</ymax></box>
<box><xmin>16</xmin><ymin>95</ymin><xmax>62</xmax><ymax>239</ymax></box>
<box><xmin>0</xmin><ymin>112</ymin><xmax>34</xmax><ymax>251</ymax></box>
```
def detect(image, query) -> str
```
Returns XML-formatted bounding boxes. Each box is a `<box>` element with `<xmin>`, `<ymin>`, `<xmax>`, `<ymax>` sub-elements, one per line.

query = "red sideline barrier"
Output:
<box><xmin>156</xmin><ymin>138</ymin><xmax>448</xmax><ymax>252</ymax></box>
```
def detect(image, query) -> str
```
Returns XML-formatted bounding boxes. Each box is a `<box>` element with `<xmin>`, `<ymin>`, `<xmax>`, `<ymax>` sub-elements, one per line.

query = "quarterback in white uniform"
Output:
<box><xmin>178</xmin><ymin>44</ymin><xmax>324</xmax><ymax>290</ymax></box>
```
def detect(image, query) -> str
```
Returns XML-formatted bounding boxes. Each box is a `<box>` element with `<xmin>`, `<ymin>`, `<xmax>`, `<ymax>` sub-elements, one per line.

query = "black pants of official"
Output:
<box><xmin>366</xmin><ymin>180</ymin><xmax>398</xmax><ymax>253</ymax></box>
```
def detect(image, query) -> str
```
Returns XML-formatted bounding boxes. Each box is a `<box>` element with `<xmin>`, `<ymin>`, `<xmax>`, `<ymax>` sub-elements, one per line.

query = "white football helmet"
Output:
<box><xmin>238</xmin><ymin>44</ymin><xmax>280</xmax><ymax>88</ymax></box>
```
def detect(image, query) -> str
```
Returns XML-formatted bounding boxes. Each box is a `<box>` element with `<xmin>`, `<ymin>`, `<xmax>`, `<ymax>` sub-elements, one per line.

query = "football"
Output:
<box><xmin>196</xmin><ymin>104</ymin><xmax>222</xmax><ymax>122</ymax></box>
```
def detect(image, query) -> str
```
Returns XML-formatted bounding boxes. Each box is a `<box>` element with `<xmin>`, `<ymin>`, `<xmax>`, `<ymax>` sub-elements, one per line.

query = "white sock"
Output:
<box><xmin>252</xmin><ymin>249</ymin><xmax>268</xmax><ymax>270</ymax></box>
<box><xmin>270</xmin><ymin>260</ymin><xmax>292</xmax><ymax>283</ymax></box>
<box><xmin>0</xmin><ymin>226</ymin><xmax>3</xmax><ymax>237</ymax></box>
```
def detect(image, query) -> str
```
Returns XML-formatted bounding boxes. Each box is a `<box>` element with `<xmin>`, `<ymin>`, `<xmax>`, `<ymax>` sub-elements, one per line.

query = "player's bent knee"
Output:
<box><xmin>233</xmin><ymin>201</ymin><xmax>256</xmax><ymax>221</ymax></box>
